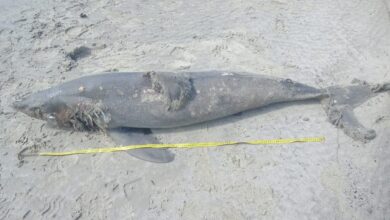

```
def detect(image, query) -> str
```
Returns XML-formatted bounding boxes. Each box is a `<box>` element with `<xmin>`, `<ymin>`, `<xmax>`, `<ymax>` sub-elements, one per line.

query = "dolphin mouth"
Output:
<box><xmin>12</xmin><ymin>98</ymin><xmax>42</xmax><ymax>119</ymax></box>
<box><xmin>13</xmin><ymin>99</ymin><xmax>27</xmax><ymax>111</ymax></box>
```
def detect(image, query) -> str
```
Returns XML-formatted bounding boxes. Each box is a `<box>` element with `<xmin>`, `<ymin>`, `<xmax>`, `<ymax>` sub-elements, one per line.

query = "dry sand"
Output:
<box><xmin>1</xmin><ymin>0</ymin><xmax>390</xmax><ymax>219</ymax></box>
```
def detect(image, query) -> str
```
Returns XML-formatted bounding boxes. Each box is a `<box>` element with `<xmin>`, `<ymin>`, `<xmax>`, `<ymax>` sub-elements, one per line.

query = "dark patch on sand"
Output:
<box><xmin>67</xmin><ymin>46</ymin><xmax>91</xmax><ymax>61</ymax></box>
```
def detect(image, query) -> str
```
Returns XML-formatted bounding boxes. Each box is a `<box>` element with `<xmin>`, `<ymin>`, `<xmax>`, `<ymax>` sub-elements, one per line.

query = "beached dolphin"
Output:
<box><xmin>13</xmin><ymin>71</ymin><xmax>390</xmax><ymax>162</ymax></box>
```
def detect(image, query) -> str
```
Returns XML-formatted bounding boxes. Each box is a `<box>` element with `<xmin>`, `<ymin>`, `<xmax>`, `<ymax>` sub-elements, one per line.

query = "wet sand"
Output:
<box><xmin>0</xmin><ymin>0</ymin><xmax>389</xmax><ymax>219</ymax></box>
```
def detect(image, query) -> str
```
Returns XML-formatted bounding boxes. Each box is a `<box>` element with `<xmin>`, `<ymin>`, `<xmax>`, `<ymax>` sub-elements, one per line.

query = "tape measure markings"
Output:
<box><xmin>32</xmin><ymin>136</ymin><xmax>325</xmax><ymax>157</ymax></box>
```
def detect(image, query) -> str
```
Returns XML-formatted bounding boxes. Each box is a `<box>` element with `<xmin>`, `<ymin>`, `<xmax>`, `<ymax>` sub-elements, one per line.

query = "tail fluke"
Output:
<box><xmin>371</xmin><ymin>82</ymin><xmax>390</xmax><ymax>93</ymax></box>
<box><xmin>322</xmin><ymin>82</ymin><xmax>389</xmax><ymax>142</ymax></box>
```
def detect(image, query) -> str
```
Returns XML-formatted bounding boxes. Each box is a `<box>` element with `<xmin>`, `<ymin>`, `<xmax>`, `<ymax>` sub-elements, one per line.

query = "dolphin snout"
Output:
<box><xmin>12</xmin><ymin>95</ymin><xmax>38</xmax><ymax>117</ymax></box>
<box><xmin>13</xmin><ymin>99</ymin><xmax>28</xmax><ymax>110</ymax></box>
<box><xmin>12</xmin><ymin>91</ymin><xmax>56</xmax><ymax>120</ymax></box>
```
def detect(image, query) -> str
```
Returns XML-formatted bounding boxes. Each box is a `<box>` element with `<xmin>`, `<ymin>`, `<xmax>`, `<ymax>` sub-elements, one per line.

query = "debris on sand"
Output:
<box><xmin>67</xmin><ymin>46</ymin><xmax>91</xmax><ymax>61</ymax></box>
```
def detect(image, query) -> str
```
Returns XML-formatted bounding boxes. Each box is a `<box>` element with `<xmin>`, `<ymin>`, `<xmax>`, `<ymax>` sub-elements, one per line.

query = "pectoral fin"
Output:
<box><xmin>108</xmin><ymin>127</ymin><xmax>175</xmax><ymax>163</ymax></box>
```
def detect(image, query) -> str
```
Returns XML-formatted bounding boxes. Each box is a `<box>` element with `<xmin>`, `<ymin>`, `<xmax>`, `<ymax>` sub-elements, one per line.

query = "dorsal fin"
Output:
<box><xmin>143</xmin><ymin>71</ymin><xmax>193</xmax><ymax>111</ymax></box>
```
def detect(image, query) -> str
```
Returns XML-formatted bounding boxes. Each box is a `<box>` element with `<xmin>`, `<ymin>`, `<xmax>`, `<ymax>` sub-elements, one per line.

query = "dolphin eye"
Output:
<box><xmin>45</xmin><ymin>113</ymin><xmax>60</xmax><ymax>128</ymax></box>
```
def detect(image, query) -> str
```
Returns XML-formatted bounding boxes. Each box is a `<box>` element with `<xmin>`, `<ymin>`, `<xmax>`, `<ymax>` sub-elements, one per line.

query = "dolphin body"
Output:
<box><xmin>13</xmin><ymin>71</ymin><xmax>390</xmax><ymax>162</ymax></box>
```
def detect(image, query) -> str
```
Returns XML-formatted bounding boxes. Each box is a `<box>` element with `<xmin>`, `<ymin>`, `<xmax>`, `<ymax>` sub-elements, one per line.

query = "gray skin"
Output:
<box><xmin>13</xmin><ymin>71</ymin><xmax>390</xmax><ymax>163</ymax></box>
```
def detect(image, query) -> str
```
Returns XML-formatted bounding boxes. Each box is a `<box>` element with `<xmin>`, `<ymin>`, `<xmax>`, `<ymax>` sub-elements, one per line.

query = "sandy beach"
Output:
<box><xmin>1</xmin><ymin>0</ymin><xmax>389</xmax><ymax>219</ymax></box>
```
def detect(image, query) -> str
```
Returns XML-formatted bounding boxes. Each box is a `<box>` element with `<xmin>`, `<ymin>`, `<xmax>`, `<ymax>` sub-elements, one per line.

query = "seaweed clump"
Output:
<box><xmin>57</xmin><ymin>101</ymin><xmax>111</xmax><ymax>131</ymax></box>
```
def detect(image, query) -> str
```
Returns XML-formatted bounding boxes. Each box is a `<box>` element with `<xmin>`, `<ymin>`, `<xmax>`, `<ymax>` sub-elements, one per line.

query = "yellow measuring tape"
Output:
<box><xmin>28</xmin><ymin>136</ymin><xmax>325</xmax><ymax>157</ymax></box>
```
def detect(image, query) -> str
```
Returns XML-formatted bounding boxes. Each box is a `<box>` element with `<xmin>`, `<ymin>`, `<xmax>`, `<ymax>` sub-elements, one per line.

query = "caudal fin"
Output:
<box><xmin>322</xmin><ymin>82</ymin><xmax>389</xmax><ymax>142</ymax></box>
